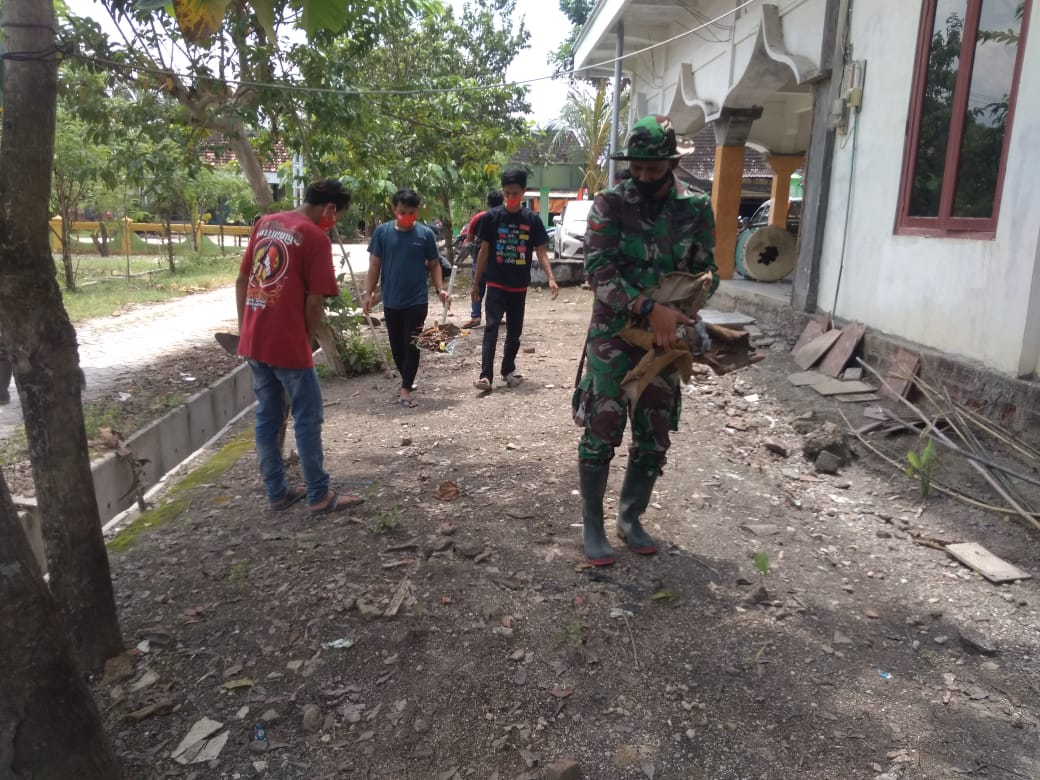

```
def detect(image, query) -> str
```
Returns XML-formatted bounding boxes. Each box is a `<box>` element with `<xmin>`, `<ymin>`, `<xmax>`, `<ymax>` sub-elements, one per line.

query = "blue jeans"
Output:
<box><xmin>248</xmin><ymin>360</ymin><xmax>329</xmax><ymax>505</ymax></box>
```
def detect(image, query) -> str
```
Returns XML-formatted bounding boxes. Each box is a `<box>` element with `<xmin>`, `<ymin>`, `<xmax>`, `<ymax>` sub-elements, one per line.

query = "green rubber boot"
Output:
<box><xmin>579</xmin><ymin>460</ymin><xmax>614</xmax><ymax>566</ymax></box>
<box><xmin>616</xmin><ymin>464</ymin><xmax>659</xmax><ymax>555</ymax></box>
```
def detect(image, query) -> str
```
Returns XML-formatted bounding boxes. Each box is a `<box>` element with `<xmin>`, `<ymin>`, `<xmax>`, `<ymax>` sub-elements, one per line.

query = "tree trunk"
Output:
<box><xmin>0</xmin><ymin>0</ymin><xmax>124</xmax><ymax>671</ymax></box>
<box><xmin>0</xmin><ymin>474</ymin><xmax>122</xmax><ymax>779</ymax></box>
<box><xmin>225</xmin><ymin>120</ymin><xmax>275</xmax><ymax>211</ymax></box>
<box><xmin>162</xmin><ymin>217</ymin><xmax>176</xmax><ymax>273</ymax></box>
<box><xmin>60</xmin><ymin>216</ymin><xmax>76</xmax><ymax>290</ymax></box>
<box><xmin>439</xmin><ymin>191</ymin><xmax>455</xmax><ymax>262</ymax></box>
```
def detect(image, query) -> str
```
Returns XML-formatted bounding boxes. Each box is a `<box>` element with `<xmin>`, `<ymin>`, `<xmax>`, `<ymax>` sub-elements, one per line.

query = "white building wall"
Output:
<box><xmin>816</xmin><ymin>0</ymin><xmax>1040</xmax><ymax>376</ymax></box>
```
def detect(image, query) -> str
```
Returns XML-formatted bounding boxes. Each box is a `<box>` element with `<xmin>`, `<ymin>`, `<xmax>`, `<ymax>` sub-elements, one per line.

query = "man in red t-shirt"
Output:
<box><xmin>459</xmin><ymin>190</ymin><xmax>503</xmax><ymax>329</ymax></box>
<box><xmin>236</xmin><ymin>179</ymin><xmax>362</xmax><ymax>515</ymax></box>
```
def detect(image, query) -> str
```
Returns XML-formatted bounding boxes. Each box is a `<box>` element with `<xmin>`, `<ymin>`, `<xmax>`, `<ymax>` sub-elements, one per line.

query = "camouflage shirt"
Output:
<box><xmin>584</xmin><ymin>175</ymin><xmax>718</xmax><ymax>340</ymax></box>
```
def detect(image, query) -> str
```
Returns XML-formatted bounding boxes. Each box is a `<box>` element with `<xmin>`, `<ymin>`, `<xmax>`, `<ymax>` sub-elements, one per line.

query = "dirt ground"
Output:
<box><xmin>85</xmin><ymin>284</ymin><xmax>1040</xmax><ymax>779</ymax></box>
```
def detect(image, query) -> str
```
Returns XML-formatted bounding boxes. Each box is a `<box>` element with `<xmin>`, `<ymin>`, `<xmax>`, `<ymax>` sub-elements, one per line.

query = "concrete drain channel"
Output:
<box><xmin>16</xmin><ymin>361</ymin><xmax>256</xmax><ymax>572</ymax></box>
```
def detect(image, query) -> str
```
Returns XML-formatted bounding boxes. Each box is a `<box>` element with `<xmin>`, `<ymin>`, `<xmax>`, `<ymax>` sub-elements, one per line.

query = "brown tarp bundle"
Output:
<box><xmin>619</xmin><ymin>272</ymin><xmax>763</xmax><ymax>405</ymax></box>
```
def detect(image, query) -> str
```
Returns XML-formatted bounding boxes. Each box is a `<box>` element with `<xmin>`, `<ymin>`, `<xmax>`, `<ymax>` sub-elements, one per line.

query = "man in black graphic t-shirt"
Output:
<box><xmin>471</xmin><ymin>167</ymin><xmax>559</xmax><ymax>392</ymax></box>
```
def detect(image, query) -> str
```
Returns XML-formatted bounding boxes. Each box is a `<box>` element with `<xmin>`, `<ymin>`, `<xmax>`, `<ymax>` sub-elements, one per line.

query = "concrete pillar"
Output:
<box><xmin>767</xmin><ymin>154</ymin><xmax>805</xmax><ymax>228</ymax></box>
<box><xmin>711</xmin><ymin>107</ymin><xmax>762</xmax><ymax>279</ymax></box>
<box><xmin>793</xmin><ymin>0</ymin><xmax>847</xmax><ymax>313</ymax></box>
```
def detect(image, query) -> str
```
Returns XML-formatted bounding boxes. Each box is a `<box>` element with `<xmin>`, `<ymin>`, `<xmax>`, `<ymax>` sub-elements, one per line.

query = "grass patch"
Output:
<box><xmin>106</xmin><ymin>426</ymin><xmax>254</xmax><ymax>553</ymax></box>
<box><xmin>0</xmin><ymin>426</ymin><xmax>28</xmax><ymax>466</ymax></box>
<box><xmin>60</xmin><ymin>253</ymin><xmax>239</xmax><ymax>322</ymax></box>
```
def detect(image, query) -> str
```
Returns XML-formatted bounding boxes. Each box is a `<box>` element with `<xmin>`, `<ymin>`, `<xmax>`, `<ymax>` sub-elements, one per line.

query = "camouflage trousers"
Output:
<box><xmin>572</xmin><ymin>335</ymin><xmax>681</xmax><ymax>470</ymax></box>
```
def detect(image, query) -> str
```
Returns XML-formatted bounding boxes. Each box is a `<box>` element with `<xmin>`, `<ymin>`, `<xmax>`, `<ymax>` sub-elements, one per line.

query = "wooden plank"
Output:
<box><xmin>792</xmin><ymin>314</ymin><xmax>832</xmax><ymax>354</ymax></box>
<box><xmin>793</xmin><ymin>329</ymin><xmax>842</xmax><ymax>370</ymax></box>
<box><xmin>787</xmin><ymin>371</ymin><xmax>829</xmax><ymax>387</ymax></box>
<box><xmin>818</xmin><ymin>323</ymin><xmax>867</xmax><ymax>378</ymax></box>
<box><xmin>945</xmin><ymin>542</ymin><xmax>1032</xmax><ymax>584</ymax></box>
<box><xmin>810</xmin><ymin>378</ymin><xmax>877</xmax><ymax>396</ymax></box>
<box><xmin>835</xmin><ymin>392</ymin><xmax>882</xmax><ymax>403</ymax></box>
<box><xmin>885</xmin><ymin>349</ymin><xmax>920</xmax><ymax>400</ymax></box>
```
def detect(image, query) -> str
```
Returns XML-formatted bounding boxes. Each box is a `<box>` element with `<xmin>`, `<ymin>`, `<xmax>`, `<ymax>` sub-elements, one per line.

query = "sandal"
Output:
<box><xmin>397</xmin><ymin>396</ymin><xmax>418</xmax><ymax>408</ymax></box>
<box><xmin>473</xmin><ymin>377</ymin><xmax>492</xmax><ymax>392</ymax></box>
<box><xmin>503</xmin><ymin>372</ymin><xmax>524</xmax><ymax>388</ymax></box>
<box><xmin>269</xmin><ymin>485</ymin><xmax>306</xmax><ymax>512</ymax></box>
<box><xmin>308</xmin><ymin>489</ymin><xmax>364</xmax><ymax>516</ymax></box>
<box><xmin>461</xmin><ymin>318</ymin><xmax>481</xmax><ymax>329</ymax></box>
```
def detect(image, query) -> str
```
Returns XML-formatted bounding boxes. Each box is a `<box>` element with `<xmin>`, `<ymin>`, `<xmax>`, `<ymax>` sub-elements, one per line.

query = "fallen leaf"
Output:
<box><xmin>222</xmin><ymin>678</ymin><xmax>254</xmax><ymax>690</ymax></box>
<box><xmin>434</xmin><ymin>481</ymin><xmax>461</xmax><ymax>501</ymax></box>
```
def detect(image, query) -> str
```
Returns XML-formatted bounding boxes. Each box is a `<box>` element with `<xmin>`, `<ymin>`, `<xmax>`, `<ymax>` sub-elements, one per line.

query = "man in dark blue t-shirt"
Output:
<box><xmin>471</xmin><ymin>168</ymin><xmax>559</xmax><ymax>392</ymax></box>
<box><xmin>364</xmin><ymin>188</ymin><xmax>449</xmax><ymax>408</ymax></box>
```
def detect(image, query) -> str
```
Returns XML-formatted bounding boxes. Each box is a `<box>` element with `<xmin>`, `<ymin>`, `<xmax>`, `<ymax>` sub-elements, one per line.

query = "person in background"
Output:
<box><xmin>573</xmin><ymin>115</ymin><xmax>718</xmax><ymax>566</ymax></box>
<box><xmin>471</xmin><ymin>168</ymin><xmax>558</xmax><ymax>392</ymax></box>
<box><xmin>363</xmin><ymin>189</ymin><xmax>450</xmax><ymax>408</ymax></box>
<box><xmin>460</xmin><ymin>189</ymin><xmax>504</xmax><ymax>329</ymax></box>
<box><xmin>237</xmin><ymin>179</ymin><xmax>364</xmax><ymax>516</ymax></box>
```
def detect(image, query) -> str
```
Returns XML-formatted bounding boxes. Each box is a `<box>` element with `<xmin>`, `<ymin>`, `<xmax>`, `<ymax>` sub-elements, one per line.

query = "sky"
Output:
<box><xmin>64</xmin><ymin>0</ymin><xmax>573</xmax><ymax>127</ymax></box>
<box><xmin>446</xmin><ymin>0</ymin><xmax>573</xmax><ymax>127</ymax></box>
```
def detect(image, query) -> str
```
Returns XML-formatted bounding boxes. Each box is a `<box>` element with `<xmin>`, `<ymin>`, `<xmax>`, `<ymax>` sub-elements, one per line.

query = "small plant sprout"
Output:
<box><xmin>753</xmin><ymin>551</ymin><xmax>770</xmax><ymax>578</ymax></box>
<box><xmin>905</xmin><ymin>439</ymin><xmax>938</xmax><ymax>499</ymax></box>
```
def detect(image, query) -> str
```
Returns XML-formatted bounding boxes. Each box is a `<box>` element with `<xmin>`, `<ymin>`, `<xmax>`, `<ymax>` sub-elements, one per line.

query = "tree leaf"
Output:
<box><xmin>753</xmin><ymin>551</ymin><xmax>770</xmax><ymax>577</ymax></box>
<box><xmin>171</xmin><ymin>0</ymin><xmax>232</xmax><ymax>44</ymax></box>
<box><xmin>251</xmin><ymin>0</ymin><xmax>277</xmax><ymax>43</ymax></box>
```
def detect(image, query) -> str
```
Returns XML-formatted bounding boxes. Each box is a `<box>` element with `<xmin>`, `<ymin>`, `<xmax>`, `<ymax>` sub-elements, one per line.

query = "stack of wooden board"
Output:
<box><xmin>787</xmin><ymin>316</ymin><xmax>920</xmax><ymax>402</ymax></box>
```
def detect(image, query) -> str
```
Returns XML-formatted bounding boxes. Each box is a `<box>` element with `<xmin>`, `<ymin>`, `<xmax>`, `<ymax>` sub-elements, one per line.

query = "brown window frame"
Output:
<box><xmin>896</xmin><ymin>0</ymin><xmax>1032</xmax><ymax>239</ymax></box>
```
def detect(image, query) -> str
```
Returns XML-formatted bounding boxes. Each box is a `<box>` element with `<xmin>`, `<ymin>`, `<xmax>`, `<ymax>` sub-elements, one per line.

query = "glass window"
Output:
<box><xmin>899</xmin><ymin>0</ymin><xmax>1029</xmax><ymax>235</ymax></box>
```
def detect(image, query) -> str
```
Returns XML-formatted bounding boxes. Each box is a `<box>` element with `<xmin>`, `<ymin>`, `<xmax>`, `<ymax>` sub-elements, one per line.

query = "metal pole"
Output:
<box><xmin>608</xmin><ymin>19</ymin><xmax>624</xmax><ymax>189</ymax></box>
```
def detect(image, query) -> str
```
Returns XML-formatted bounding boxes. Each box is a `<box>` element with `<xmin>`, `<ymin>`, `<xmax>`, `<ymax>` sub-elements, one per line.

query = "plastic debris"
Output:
<box><xmin>322</xmin><ymin>638</ymin><xmax>355</xmax><ymax>650</ymax></box>
<box><xmin>878</xmin><ymin>670</ymin><xmax>893</xmax><ymax>680</ymax></box>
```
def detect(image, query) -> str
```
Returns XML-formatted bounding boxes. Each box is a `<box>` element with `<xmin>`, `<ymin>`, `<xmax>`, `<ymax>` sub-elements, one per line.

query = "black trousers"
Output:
<box><xmin>383</xmin><ymin>304</ymin><xmax>428</xmax><ymax>390</ymax></box>
<box><xmin>481</xmin><ymin>286</ymin><xmax>527</xmax><ymax>381</ymax></box>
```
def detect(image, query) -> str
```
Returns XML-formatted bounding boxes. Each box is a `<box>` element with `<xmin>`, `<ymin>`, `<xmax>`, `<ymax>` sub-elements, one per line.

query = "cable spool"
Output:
<box><xmin>738</xmin><ymin>226</ymin><xmax>796</xmax><ymax>282</ymax></box>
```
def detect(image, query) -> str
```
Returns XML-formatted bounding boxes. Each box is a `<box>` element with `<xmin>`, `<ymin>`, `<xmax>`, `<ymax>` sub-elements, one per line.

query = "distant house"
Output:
<box><xmin>574</xmin><ymin>0</ymin><xmax>1040</xmax><ymax>380</ymax></box>
<box><xmin>509</xmin><ymin>131</ymin><xmax>587</xmax><ymax>221</ymax></box>
<box><xmin>200</xmin><ymin>134</ymin><xmax>292</xmax><ymax>203</ymax></box>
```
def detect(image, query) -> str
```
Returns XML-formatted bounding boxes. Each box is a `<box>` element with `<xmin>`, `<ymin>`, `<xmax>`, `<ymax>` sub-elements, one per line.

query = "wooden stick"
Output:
<box><xmin>858</xmin><ymin>360</ymin><xmax>1040</xmax><ymax>504</ymax></box>
<box><xmin>838</xmin><ymin>409</ymin><xmax>1040</xmax><ymax>517</ymax></box>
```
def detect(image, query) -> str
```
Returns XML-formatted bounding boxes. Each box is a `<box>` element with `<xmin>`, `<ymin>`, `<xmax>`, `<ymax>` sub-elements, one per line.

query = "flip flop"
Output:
<box><xmin>397</xmin><ymin>397</ymin><xmax>418</xmax><ymax>408</ymax></box>
<box><xmin>269</xmin><ymin>485</ymin><xmax>306</xmax><ymax>512</ymax></box>
<box><xmin>308</xmin><ymin>489</ymin><xmax>365</xmax><ymax>516</ymax></box>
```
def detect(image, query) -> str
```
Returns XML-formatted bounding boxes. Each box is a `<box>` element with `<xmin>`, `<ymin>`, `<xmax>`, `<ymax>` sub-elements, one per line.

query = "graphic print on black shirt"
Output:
<box><xmin>480</xmin><ymin>206</ymin><xmax>548</xmax><ymax>289</ymax></box>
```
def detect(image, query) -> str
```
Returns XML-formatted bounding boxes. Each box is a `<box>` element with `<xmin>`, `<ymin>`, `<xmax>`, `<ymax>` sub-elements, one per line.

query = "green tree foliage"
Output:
<box><xmin>61</xmin><ymin>0</ymin><xmax>433</xmax><ymax>209</ymax></box>
<box><xmin>51</xmin><ymin>113</ymin><xmax>111</xmax><ymax>289</ymax></box>
<box><xmin>550</xmin><ymin>0</ymin><xmax>594</xmax><ymax>76</ymax></box>
<box><xmin>301</xmin><ymin>0</ymin><xmax>531</xmax><ymax>239</ymax></box>
<box><xmin>547</xmin><ymin>79</ymin><xmax>627</xmax><ymax>195</ymax></box>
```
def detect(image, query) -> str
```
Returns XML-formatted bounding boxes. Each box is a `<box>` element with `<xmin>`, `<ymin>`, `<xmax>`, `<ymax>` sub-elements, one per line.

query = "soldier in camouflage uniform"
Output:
<box><xmin>572</xmin><ymin>115</ymin><xmax>718</xmax><ymax>566</ymax></box>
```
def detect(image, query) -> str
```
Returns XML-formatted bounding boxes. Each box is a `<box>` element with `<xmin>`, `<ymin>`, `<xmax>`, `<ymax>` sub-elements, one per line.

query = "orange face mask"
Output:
<box><xmin>505</xmin><ymin>196</ymin><xmax>523</xmax><ymax>210</ymax></box>
<box><xmin>317</xmin><ymin>206</ymin><xmax>337</xmax><ymax>231</ymax></box>
<box><xmin>396</xmin><ymin>213</ymin><xmax>418</xmax><ymax>229</ymax></box>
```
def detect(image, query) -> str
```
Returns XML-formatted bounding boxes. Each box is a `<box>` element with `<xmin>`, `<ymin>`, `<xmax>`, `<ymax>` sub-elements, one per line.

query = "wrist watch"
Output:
<box><xmin>639</xmin><ymin>298</ymin><xmax>655</xmax><ymax>317</ymax></box>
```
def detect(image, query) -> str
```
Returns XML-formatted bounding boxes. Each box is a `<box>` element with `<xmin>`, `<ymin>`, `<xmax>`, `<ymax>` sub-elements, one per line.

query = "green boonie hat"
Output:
<box><xmin>612</xmin><ymin>115</ymin><xmax>681</xmax><ymax>161</ymax></box>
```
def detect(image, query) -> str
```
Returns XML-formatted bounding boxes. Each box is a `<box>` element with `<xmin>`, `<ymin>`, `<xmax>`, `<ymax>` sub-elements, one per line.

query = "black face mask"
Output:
<box><xmin>633</xmin><ymin>170</ymin><xmax>672</xmax><ymax>200</ymax></box>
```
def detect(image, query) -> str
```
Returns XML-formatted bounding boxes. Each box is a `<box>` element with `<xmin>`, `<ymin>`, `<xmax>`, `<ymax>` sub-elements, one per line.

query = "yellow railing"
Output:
<box><xmin>48</xmin><ymin>216</ymin><xmax>253</xmax><ymax>255</ymax></box>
